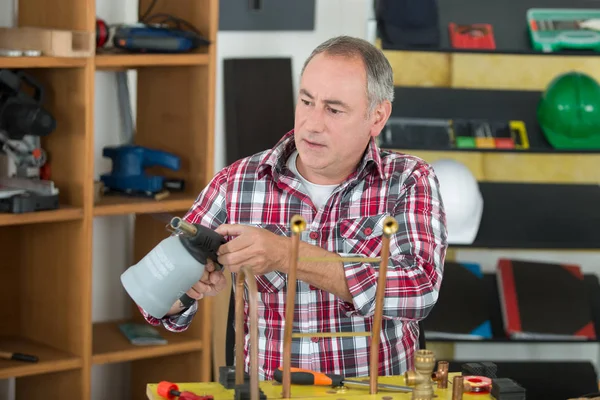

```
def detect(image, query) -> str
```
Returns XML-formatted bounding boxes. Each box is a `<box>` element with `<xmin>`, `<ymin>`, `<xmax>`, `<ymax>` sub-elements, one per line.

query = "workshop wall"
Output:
<box><xmin>0</xmin><ymin>1</ymin><xmax>597</xmax><ymax>399</ymax></box>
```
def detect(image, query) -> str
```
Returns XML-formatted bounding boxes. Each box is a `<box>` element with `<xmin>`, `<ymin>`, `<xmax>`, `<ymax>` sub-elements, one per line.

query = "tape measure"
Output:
<box><xmin>463</xmin><ymin>376</ymin><xmax>492</xmax><ymax>393</ymax></box>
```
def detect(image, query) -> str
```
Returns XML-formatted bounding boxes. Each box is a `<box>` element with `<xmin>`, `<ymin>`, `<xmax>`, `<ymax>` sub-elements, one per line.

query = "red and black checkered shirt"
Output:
<box><xmin>141</xmin><ymin>130</ymin><xmax>447</xmax><ymax>380</ymax></box>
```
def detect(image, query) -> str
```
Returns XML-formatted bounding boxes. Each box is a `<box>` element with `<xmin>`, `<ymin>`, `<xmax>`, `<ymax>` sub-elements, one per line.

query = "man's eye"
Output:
<box><xmin>328</xmin><ymin>107</ymin><xmax>341</xmax><ymax>114</ymax></box>
<box><xmin>301</xmin><ymin>99</ymin><xmax>311</xmax><ymax>106</ymax></box>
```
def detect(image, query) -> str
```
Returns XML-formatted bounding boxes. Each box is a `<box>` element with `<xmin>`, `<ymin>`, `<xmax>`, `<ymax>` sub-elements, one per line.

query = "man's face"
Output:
<box><xmin>294</xmin><ymin>52</ymin><xmax>390</xmax><ymax>185</ymax></box>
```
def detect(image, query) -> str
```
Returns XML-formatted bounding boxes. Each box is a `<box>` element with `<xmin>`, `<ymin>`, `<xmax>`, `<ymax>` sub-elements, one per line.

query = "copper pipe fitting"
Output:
<box><xmin>369</xmin><ymin>216</ymin><xmax>398</xmax><ymax>394</ymax></box>
<box><xmin>281</xmin><ymin>215</ymin><xmax>305</xmax><ymax>398</ymax></box>
<box><xmin>432</xmin><ymin>360</ymin><xmax>449</xmax><ymax>388</ymax></box>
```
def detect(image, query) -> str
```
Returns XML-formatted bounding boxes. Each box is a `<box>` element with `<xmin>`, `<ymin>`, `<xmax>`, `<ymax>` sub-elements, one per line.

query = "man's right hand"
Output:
<box><xmin>165</xmin><ymin>259</ymin><xmax>227</xmax><ymax>316</ymax></box>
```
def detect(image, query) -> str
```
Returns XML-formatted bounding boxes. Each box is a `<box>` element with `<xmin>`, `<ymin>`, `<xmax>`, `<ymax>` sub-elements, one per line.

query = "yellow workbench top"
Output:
<box><xmin>146</xmin><ymin>373</ymin><xmax>493</xmax><ymax>399</ymax></box>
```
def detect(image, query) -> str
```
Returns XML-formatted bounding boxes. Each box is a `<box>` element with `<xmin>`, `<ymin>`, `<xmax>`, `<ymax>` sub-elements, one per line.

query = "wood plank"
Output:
<box><xmin>398</xmin><ymin>150</ymin><xmax>600</xmax><ymax>184</ymax></box>
<box><xmin>31</xmin><ymin>68</ymin><xmax>89</xmax><ymax>208</ymax></box>
<box><xmin>451</xmin><ymin>53</ymin><xmax>600</xmax><ymax>90</ymax></box>
<box><xmin>0</xmin><ymin>56</ymin><xmax>86</xmax><ymax>69</ymax></box>
<box><xmin>380</xmin><ymin>49</ymin><xmax>451</xmax><ymax>87</ymax></box>
<box><xmin>93</xmin><ymin>193</ymin><xmax>196</xmax><ymax>216</ymax></box>
<box><xmin>20</xmin><ymin>221</ymin><xmax>88</xmax><ymax>356</ymax></box>
<box><xmin>0</xmin><ymin>206</ymin><xmax>83</xmax><ymax>227</ymax></box>
<box><xmin>95</xmin><ymin>53</ymin><xmax>209</xmax><ymax>69</ymax></box>
<box><xmin>380</xmin><ymin>48</ymin><xmax>600</xmax><ymax>90</ymax></box>
<box><xmin>17</xmin><ymin>370</ymin><xmax>83</xmax><ymax>400</ymax></box>
<box><xmin>0</xmin><ymin>336</ymin><xmax>81</xmax><ymax>379</ymax></box>
<box><xmin>92</xmin><ymin>321</ymin><xmax>203</xmax><ymax>365</ymax></box>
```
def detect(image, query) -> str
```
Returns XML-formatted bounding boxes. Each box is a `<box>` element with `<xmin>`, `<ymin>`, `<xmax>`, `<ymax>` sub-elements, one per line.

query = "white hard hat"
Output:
<box><xmin>430</xmin><ymin>158</ymin><xmax>483</xmax><ymax>245</ymax></box>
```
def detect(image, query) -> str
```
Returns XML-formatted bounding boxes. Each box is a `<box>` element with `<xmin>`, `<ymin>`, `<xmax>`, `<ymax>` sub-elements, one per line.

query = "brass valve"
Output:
<box><xmin>404</xmin><ymin>349</ymin><xmax>436</xmax><ymax>400</ymax></box>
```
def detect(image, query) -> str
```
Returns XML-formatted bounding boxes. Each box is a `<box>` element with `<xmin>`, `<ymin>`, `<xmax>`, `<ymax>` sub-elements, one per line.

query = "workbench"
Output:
<box><xmin>145</xmin><ymin>373</ymin><xmax>493</xmax><ymax>399</ymax></box>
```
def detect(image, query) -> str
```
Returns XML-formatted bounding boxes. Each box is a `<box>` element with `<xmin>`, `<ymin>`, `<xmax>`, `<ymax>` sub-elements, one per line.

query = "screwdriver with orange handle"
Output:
<box><xmin>273</xmin><ymin>367</ymin><xmax>413</xmax><ymax>392</ymax></box>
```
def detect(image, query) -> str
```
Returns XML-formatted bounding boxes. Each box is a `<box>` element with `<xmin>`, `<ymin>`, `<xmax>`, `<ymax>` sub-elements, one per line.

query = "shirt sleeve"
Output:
<box><xmin>339</xmin><ymin>163</ymin><xmax>448</xmax><ymax>321</ymax></box>
<box><xmin>139</xmin><ymin>167</ymin><xmax>230</xmax><ymax>330</ymax></box>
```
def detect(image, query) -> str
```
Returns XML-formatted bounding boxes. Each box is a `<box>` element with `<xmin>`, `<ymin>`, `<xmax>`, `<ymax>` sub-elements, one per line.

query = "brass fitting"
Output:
<box><xmin>170</xmin><ymin>217</ymin><xmax>198</xmax><ymax>236</ymax></box>
<box><xmin>404</xmin><ymin>349</ymin><xmax>436</xmax><ymax>400</ymax></box>
<box><xmin>290</xmin><ymin>214</ymin><xmax>306</xmax><ymax>234</ymax></box>
<box><xmin>382</xmin><ymin>216</ymin><xmax>399</xmax><ymax>237</ymax></box>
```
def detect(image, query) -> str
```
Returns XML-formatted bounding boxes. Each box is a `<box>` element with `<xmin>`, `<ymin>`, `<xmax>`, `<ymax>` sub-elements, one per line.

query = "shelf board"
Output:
<box><xmin>427</xmin><ymin>337</ymin><xmax>600</xmax><ymax>344</ymax></box>
<box><xmin>92</xmin><ymin>320</ymin><xmax>203</xmax><ymax>365</ymax></box>
<box><xmin>95</xmin><ymin>52</ymin><xmax>209</xmax><ymax>69</ymax></box>
<box><xmin>0</xmin><ymin>206</ymin><xmax>83</xmax><ymax>227</ymax></box>
<box><xmin>0</xmin><ymin>336</ymin><xmax>81</xmax><ymax>379</ymax></box>
<box><xmin>93</xmin><ymin>193</ymin><xmax>195</xmax><ymax>217</ymax></box>
<box><xmin>450</xmin><ymin>182</ymin><xmax>600</xmax><ymax>250</ymax></box>
<box><xmin>0</xmin><ymin>56</ymin><xmax>87</xmax><ymax>69</ymax></box>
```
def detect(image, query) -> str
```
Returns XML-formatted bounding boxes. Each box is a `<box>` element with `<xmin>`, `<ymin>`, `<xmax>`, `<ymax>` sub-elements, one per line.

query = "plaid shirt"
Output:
<box><xmin>141</xmin><ymin>130</ymin><xmax>447</xmax><ymax>380</ymax></box>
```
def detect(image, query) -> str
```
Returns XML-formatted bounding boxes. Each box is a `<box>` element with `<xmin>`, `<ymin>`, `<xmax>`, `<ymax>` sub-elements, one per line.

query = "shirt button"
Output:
<box><xmin>309</xmin><ymin>231</ymin><xmax>318</xmax><ymax>240</ymax></box>
<box><xmin>364</xmin><ymin>227</ymin><xmax>373</xmax><ymax>235</ymax></box>
<box><xmin>311</xmin><ymin>337</ymin><xmax>320</xmax><ymax>343</ymax></box>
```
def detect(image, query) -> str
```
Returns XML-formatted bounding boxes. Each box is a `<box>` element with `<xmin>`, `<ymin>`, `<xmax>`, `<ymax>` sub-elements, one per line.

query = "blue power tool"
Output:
<box><xmin>113</xmin><ymin>24</ymin><xmax>210</xmax><ymax>53</ymax></box>
<box><xmin>100</xmin><ymin>145</ymin><xmax>181</xmax><ymax>196</ymax></box>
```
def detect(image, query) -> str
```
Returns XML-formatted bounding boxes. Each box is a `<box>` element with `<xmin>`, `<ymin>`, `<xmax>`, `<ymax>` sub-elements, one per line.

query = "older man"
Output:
<box><xmin>141</xmin><ymin>35</ymin><xmax>448</xmax><ymax>380</ymax></box>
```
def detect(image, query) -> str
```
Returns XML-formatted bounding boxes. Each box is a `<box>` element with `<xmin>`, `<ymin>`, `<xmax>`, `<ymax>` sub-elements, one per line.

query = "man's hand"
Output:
<box><xmin>215</xmin><ymin>224</ymin><xmax>289</xmax><ymax>275</ymax></box>
<box><xmin>165</xmin><ymin>259</ymin><xmax>227</xmax><ymax>316</ymax></box>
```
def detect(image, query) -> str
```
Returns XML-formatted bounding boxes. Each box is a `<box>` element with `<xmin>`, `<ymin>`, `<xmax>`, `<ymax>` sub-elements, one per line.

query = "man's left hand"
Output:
<box><xmin>215</xmin><ymin>224</ymin><xmax>288</xmax><ymax>275</ymax></box>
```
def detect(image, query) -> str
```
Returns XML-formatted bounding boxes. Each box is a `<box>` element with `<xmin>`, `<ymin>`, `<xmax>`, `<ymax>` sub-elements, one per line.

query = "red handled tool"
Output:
<box><xmin>157</xmin><ymin>381</ymin><xmax>213</xmax><ymax>400</ymax></box>
<box><xmin>273</xmin><ymin>367</ymin><xmax>412</xmax><ymax>392</ymax></box>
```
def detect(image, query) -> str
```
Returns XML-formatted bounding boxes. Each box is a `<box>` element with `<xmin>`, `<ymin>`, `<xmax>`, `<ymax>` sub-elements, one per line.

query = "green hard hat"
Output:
<box><xmin>537</xmin><ymin>71</ymin><xmax>600</xmax><ymax>150</ymax></box>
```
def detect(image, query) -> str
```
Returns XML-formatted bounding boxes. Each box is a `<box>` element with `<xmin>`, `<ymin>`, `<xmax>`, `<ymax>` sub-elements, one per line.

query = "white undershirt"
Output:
<box><xmin>287</xmin><ymin>150</ymin><xmax>337</xmax><ymax>209</ymax></box>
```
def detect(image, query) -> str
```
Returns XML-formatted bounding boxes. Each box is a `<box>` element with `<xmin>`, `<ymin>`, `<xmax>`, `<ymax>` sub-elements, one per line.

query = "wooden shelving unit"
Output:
<box><xmin>0</xmin><ymin>0</ymin><xmax>218</xmax><ymax>399</ymax></box>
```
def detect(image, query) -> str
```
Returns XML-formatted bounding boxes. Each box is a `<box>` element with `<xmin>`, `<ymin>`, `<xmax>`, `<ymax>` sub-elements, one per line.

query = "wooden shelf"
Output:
<box><xmin>0</xmin><ymin>336</ymin><xmax>81</xmax><ymax>379</ymax></box>
<box><xmin>0</xmin><ymin>206</ymin><xmax>83</xmax><ymax>227</ymax></box>
<box><xmin>93</xmin><ymin>193</ymin><xmax>196</xmax><ymax>216</ymax></box>
<box><xmin>0</xmin><ymin>56</ymin><xmax>87</xmax><ymax>69</ymax></box>
<box><xmin>2</xmin><ymin>0</ymin><xmax>218</xmax><ymax>396</ymax></box>
<box><xmin>92</xmin><ymin>320</ymin><xmax>203</xmax><ymax>365</ymax></box>
<box><xmin>95</xmin><ymin>52</ymin><xmax>209</xmax><ymax>69</ymax></box>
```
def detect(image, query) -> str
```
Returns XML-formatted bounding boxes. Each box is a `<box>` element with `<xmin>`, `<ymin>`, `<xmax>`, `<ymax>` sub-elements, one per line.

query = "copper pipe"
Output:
<box><xmin>433</xmin><ymin>361</ymin><xmax>449</xmax><ymax>388</ymax></box>
<box><xmin>281</xmin><ymin>215</ymin><xmax>305</xmax><ymax>398</ymax></box>
<box><xmin>452</xmin><ymin>376</ymin><xmax>464</xmax><ymax>400</ymax></box>
<box><xmin>235</xmin><ymin>270</ymin><xmax>245</xmax><ymax>385</ymax></box>
<box><xmin>235</xmin><ymin>266</ymin><xmax>260</xmax><ymax>400</ymax></box>
<box><xmin>369</xmin><ymin>216</ymin><xmax>399</xmax><ymax>394</ymax></box>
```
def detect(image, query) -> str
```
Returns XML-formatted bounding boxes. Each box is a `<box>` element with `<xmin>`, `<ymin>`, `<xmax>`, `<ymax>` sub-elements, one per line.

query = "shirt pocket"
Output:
<box><xmin>338</xmin><ymin>215</ymin><xmax>388</xmax><ymax>257</ymax></box>
<box><xmin>249</xmin><ymin>223</ymin><xmax>289</xmax><ymax>293</ymax></box>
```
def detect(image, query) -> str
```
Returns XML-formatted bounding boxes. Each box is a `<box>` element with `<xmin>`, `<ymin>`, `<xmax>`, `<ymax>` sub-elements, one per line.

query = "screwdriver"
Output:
<box><xmin>273</xmin><ymin>367</ymin><xmax>413</xmax><ymax>392</ymax></box>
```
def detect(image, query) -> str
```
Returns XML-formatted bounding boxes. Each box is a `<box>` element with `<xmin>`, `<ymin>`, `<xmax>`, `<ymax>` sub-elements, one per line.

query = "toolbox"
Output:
<box><xmin>527</xmin><ymin>8</ymin><xmax>600</xmax><ymax>53</ymax></box>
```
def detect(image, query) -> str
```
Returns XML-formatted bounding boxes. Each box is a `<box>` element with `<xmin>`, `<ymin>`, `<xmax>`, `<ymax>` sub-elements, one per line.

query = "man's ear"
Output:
<box><xmin>369</xmin><ymin>100</ymin><xmax>392</xmax><ymax>138</ymax></box>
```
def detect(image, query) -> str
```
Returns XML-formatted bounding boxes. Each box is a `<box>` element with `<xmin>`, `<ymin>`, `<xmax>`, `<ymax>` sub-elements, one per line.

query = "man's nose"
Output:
<box><xmin>305</xmin><ymin>108</ymin><xmax>325</xmax><ymax>133</ymax></box>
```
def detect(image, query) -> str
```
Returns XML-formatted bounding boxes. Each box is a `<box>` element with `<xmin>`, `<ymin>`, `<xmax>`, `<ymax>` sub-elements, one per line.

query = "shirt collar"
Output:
<box><xmin>257</xmin><ymin>129</ymin><xmax>386</xmax><ymax>182</ymax></box>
